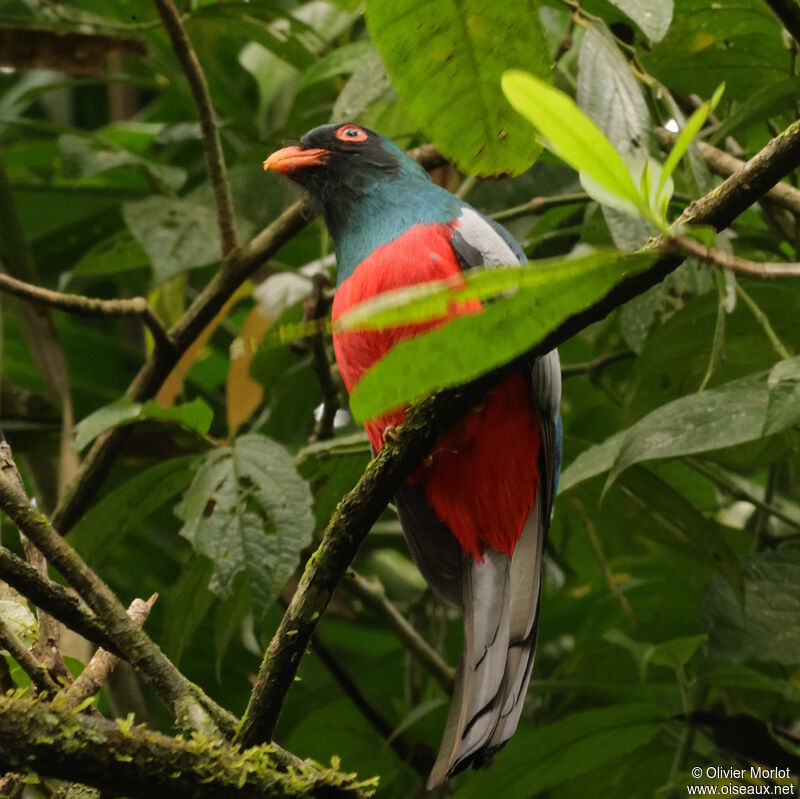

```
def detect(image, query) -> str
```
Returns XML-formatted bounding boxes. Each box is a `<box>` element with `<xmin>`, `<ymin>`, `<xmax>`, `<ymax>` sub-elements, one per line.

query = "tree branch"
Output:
<box><xmin>0</xmin><ymin>546</ymin><xmax>116</xmax><ymax>653</ymax></box>
<box><xmin>0</xmin><ymin>617</ymin><xmax>59</xmax><ymax>696</ymax></box>
<box><xmin>656</xmin><ymin>127</ymin><xmax>800</xmax><ymax>216</ymax></box>
<box><xmin>237</xmin><ymin>118</ymin><xmax>800</xmax><ymax>747</ymax></box>
<box><xmin>764</xmin><ymin>0</ymin><xmax>800</xmax><ymax>46</ymax></box>
<box><xmin>0</xmin><ymin>447</ymin><xmax>232</xmax><ymax>737</ymax></box>
<box><xmin>0</xmin><ymin>693</ymin><xmax>370</xmax><ymax>799</ymax></box>
<box><xmin>0</xmin><ymin>271</ymin><xmax>174</xmax><ymax>355</ymax></box>
<box><xmin>153</xmin><ymin>0</ymin><xmax>237</xmax><ymax>257</ymax></box>
<box><xmin>672</xmin><ymin>234</ymin><xmax>800</xmax><ymax>278</ymax></box>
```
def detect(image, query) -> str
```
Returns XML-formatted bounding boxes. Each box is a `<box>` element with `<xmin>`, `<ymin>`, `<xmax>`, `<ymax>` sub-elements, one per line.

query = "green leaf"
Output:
<box><xmin>366</xmin><ymin>0</ymin><xmax>550</xmax><ymax>175</ymax></box>
<box><xmin>58</xmin><ymin>133</ymin><xmax>186</xmax><ymax>192</ymax></box>
<box><xmin>613</xmin><ymin>468</ymin><xmax>742</xmax><ymax>597</ymax></box>
<box><xmin>175</xmin><ymin>434</ymin><xmax>315</xmax><ymax>625</ymax></box>
<box><xmin>122</xmin><ymin>197</ymin><xmax>225</xmax><ymax>282</ymax></box>
<box><xmin>606</xmin><ymin>0</ymin><xmax>674</xmax><ymax>41</ymax></box>
<box><xmin>296</xmin><ymin>432</ymin><xmax>371</xmax><ymax>528</ymax></box>
<box><xmin>331</xmin><ymin>49</ymin><xmax>390</xmax><ymax>121</ymax></box>
<box><xmin>577</xmin><ymin>23</ymin><xmax>650</xmax><ymax>161</ymax></box>
<box><xmin>649</xmin><ymin>634</ymin><xmax>707</xmax><ymax>669</ymax></box>
<box><xmin>71</xmin><ymin>229</ymin><xmax>150</xmax><ymax>278</ymax></box>
<box><xmin>642</xmin><ymin>0</ymin><xmax>788</xmax><ymax>102</ymax></box>
<box><xmin>659</xmin><ymin>83</ymin><xmax>724</xmax><ymax>196</ymax></box>
<box><xmin>296</xmin><ymin>40</ymin><xmax>375</xmax><ymax>91</ymax></box>
<box><xmin>73</xmin><ymin>397</ymin><xmax>213</xmax><ymax>452</ymax></box>
<box><xmin>346</xmin><ymin>251</ymin><xmax>655</xmax><ymax>422</ymax></box>
<box><xmin>452</xmin><ymin>704</ymin><xmax>665</xmax><ymax>799</ymax></box>
<box><xmin>603</xmin><ymin>629</ymin><xmax>654</xmax><ymax>681</ymax></box>
<box><xmin>213</xmin><ymin>574</ymin><xmax>251</xmax><ymax>681</ymax></box>
<box><xmin>161</xmin><ymin>555</ymin><xmax>215</xmax><ymax>666</ymax></box>
<box><xmin>502</xmin><ymin>70</ymin><xmax>644</xmax><ymax>215</ymax></box>
<box><xmin>560</xmin><ymin>372</ymin><xmax>774</xmax><ymax>492</ymax></box>
<box><xmin>703</xmin><ymin>551</ymin><xmax>800</xmax><ymax>666</ymax></box>
<box><xmin>764</xmin><ymin>357</ymin><xmax>800</xmax><ymax>436</ymax></box>
<box><xmin>69</xmin><ymin>456</ymin><xmax>197</xmax><ymax>565</ymax></box>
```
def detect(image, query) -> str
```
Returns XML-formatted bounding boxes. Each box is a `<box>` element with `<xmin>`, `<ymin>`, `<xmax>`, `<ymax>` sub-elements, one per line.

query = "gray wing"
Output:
<box><xmin>397</xmin><ymin>206</ymin><xmax>561</xmax><ymax>786</ymax></box>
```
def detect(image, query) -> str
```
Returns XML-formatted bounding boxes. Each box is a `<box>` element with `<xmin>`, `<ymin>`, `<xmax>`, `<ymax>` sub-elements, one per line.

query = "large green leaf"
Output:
<box><xmin>452</xmin><ymin>704</ymin><xmax>665</xmax><ymax>798</ymax></box>
<box><xmin>703</xmin><ymin>551</ymin><xmax>800</xmax><ymax>666</ymax></box>
<box><xmin>346</xmin><ymin>251</ymin><xmax>655</xmax><ymax>422</ymax></box>
<box><xmin>365</xmin><ymin>0</ymin><xmax>550</xmax><ymax>175</ymax></box>
<box><xmin>175</xmin><ymin>434</ymin><xmax>315</xmax><ymax>625</ymax></box>
<box><xmin>642</xmin><ymin>0</ymin><xmax>788</xmax><ymax>101</ymax></box>
<box><xmin>560</xmin><ymin>370</ymin><xmax>784</xmax><ymax>491</ymax></box>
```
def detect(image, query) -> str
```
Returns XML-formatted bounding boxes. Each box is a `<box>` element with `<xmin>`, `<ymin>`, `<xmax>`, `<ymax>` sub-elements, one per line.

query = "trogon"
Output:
<box><xmin>264</xmin><ymin>123</ymin><xmax>562</xmax><ymax>788</ymax></box>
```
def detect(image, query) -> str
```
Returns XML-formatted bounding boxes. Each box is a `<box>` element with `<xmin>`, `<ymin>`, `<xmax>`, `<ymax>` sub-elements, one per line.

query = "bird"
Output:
<box><xmin>264</xmin><ymin>123</ymin><xmax>562</xmax><ymax>788</ymax></box>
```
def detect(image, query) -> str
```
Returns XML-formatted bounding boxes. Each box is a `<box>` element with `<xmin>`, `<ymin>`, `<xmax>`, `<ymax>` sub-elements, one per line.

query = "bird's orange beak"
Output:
<box><xmin>263</xmin><ymin>145</ymin><xmax>329</xmax><ymax>176</ymax></box>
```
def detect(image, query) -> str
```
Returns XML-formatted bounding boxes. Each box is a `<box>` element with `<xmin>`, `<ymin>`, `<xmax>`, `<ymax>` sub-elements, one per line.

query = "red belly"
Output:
<box><xmin>331</xmin><ymin>223</ymin><xmax>540</xmax><ymax>558</ymax></box>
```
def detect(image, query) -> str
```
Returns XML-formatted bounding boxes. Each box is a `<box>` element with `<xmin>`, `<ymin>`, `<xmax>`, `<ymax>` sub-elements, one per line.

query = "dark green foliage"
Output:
<box><xmin>0</xmin><ymin>0</ymin><xmax>798</xmax><ymax>796</ymax></box>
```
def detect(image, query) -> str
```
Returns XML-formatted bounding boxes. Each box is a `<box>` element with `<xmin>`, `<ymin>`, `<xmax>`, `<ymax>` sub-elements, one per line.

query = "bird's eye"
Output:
<box><xmin>335</xmin><ymin>125</ymin><xmax>368</xmax><ymax>143</ymax></box>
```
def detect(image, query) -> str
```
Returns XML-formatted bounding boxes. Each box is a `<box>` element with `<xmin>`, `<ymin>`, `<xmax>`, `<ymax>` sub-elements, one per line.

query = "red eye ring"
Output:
<box><xmin>335</xmin><ymin>124</ymin><xmax>367</xmax><ymax>143</ymax></box>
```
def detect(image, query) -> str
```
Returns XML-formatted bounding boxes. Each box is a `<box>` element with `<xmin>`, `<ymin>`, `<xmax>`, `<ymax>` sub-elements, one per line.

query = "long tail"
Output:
<box><xmin>427</xmin><ymin>548</ymin><xmax>511</xmax><ymax>788</ymax></box>
<box><xmin>426</xmin><ymin>499</ymin><xmax>546</xmax><ymax>788</ymax></box>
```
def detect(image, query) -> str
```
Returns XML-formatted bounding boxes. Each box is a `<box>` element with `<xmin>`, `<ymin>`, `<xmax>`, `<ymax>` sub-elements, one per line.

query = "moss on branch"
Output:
<box><xmin>0</xmin><ymin>692</ymin><xmax>374</xmax><ymax>799</ymax></box>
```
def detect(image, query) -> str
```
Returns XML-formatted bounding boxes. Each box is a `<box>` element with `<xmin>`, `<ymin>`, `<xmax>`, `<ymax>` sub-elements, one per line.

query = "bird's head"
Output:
<box><xmin>264</xmin><ymin>123</ymin><xmax>429</xmax><ymax>209</ymax></box>
<box><xmin>264</xmin><ymin>123</ymin><xmax>456</xmax><ymax>280</ymax></box>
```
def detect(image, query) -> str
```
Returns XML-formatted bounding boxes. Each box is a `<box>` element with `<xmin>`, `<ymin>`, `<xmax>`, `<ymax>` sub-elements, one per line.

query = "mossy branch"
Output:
<box><xmin>0</xmin><ymin>692</ymin><xmax>373</xmax><ymax>799</ymax></box>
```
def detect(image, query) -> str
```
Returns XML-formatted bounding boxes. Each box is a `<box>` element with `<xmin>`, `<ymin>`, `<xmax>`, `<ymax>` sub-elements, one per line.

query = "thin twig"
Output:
<box><xmin>685</xmin><ymin>459</ymin><xmax>800</xmax><ymax>533</ymax></box>
<box><xmin>656</xmin><ymin>127</ymin><xmax>800</xmax><ymax>216</ymax></box>
<box><xmin>560</xmin><ymin>350</ymin><xmax>635</xmax><ymax>379</ymax></box>
<box><xmin>344</xmin><ymin>570</ymin><xmax>455</xmax><ymax>693</ymax></box>
<box><xmin>0</xmin><ymin>617</ymin><xmax>59</xmax><ymax>696</ymax></box>
<box><xmin>571</xmin><ymin>499</ymin><xmax>636</xmax><ymax>623</ymax></box>
<box><xmin>672</xmin><ymin>234</ymin><xmax>800</xmax><ymax>279</ymax></box>
<box><xmin>734</xmin><ymin>283</ymin><xmax>793</xmax><ymax>359</ymax></box>
<box><xmin>60</xmin><ymin>594</ymin><xmax>157</xmax><ymax>711</ymax></box>
<box><xmin>0</xmin><ymin>271</ymin><xmax>174</xmax><ymax>355</ymax></box>
<box><xmin>237</xmin><ymin>117</ymin><xmax>800</xmax><ymax>748</ymax></box>
<box><xmin>490</xmin><ymin>192</ymin><xmax>589</xmax><ymax>224</ymax></box>
<box><xmin>153</xmin><ymin>0</ymin><xmax>237</xmax><ymax>258</ymax></box>
<box><xmin>303</xmin><ymin>274</ymin><xmax>340</xmax><ymax>442</ymax></box>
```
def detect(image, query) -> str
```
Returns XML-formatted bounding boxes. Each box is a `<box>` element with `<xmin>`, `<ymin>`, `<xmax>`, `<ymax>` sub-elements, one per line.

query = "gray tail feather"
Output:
<box><xmin>484</xmin><ymin>499</ymin><xmax>546</xmax><ymax>752</ymax></box>
<box><xmin>426</xmin><ymin>501</ymin><xmax>546</xmax><ymax>788</ymax></box>
<box><xmin>427</xmin><ymin>549</ymin><xmax>511</xmax><ymax>789</ymax></box>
